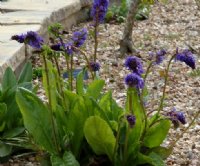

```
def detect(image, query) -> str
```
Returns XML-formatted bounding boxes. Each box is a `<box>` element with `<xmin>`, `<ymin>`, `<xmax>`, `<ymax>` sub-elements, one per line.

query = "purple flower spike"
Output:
<box><xmin>11</xmin><ymin>34</ymin><xmax>26</xmax><ymax>43</ymax></box>
<box><xmin>124</xmin><ymin>56</ymin><xmax>144</xmax><ymax>75</ymax></box>
<box><xmin>89</xmin><ymin>62</ymin><xmax>100</xmax><ymax>71</ymax></box>
<box><xmin>176</xmin><ymin>112</ymin><xmax>186</xmax><ymax>124</ymax></box>
<box><xmin>175</xmin><ymin>49</ymin><xmax>196</xmax><ymax>69</ymax></box>
<box><xmin>51</xmin><ymin>43</ymin><xmax>62</xmax><ymax>51</ymax></box>
<box><xmin>155</xmin><ymin>49</ymin><xmax>167</xmax><ymax>65</ymax></box>
<box><xmin>25</xmin><ymin>31</ymin><xmax>44</xmax><ymax>49</ymax></box>
<box><xmin>126</xmin><ymin>114</ymin><xmax>136</xmax><ymax>128</ymax></box>
<box><xmin>72</xmin><ymin>28</ymin><xmax>88</xmax><ymax>48</ymax></box>
<box><xmin>125</xmin><ymin>73</ymin><xmax>144</xmax><ymax>89</ymax></box>
<box><xmin>167</xmin><ymin>108</ymin><xmax>187</xmax><ymax>126</ymax></box>
<box><xmin>91</xmin><ymin>0</ymin><xmax>109</xmax><ymax>24</ymax></box>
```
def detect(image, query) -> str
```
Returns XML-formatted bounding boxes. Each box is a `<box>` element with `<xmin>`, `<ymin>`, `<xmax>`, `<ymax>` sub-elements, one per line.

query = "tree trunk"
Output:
<box><xmin>120</xmin><ymin>0</ymin><xmax>141</xmax><ymax>57</ymax></box>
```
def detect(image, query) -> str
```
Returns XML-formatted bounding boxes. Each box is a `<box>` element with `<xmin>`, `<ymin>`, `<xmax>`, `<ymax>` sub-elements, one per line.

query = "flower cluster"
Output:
<box><xmin>89</xmin><ymin>62</ymin><xmax>100</xmax><ymax>72</ymax></box>
<box><xmin>167</xmin><ymin>108</ymin><xmax>186</xmax><ymax>127</ymax></box>
<box><xmin>126</xmin><ymin>114</ymin><xmax>136</xmax><ymax>128</ymax></box>
<box><xmin>11</xmin><ymin>31</ymin><xmax>44</xmax><ymax>49</ymax></box>
<box><xmin>51</xmin><ymin>28</ymin><xmax>87</xmax><ymax>54</ymax></box>
<box><xmin>72</xmin><ymin>28</ymin><xmax>88</xmax><ymax>48</ymax></box>
<box><xmin>148</xmin><ymin>49</ymin><xmax>167</xmax><ymax>65</ymax></box>
<box><xmin>91</xmin><ymin>0</ymin><xmax>109</xmax><ymax>24</ymax></box>
<box><xmin>125</xmin><ymin>73</ymin><xmax>144</xmax><ymax>89</ymax></box>
<box><xmin>175</xmin><ymin>49</ymin><xmax>196</xmax><ymax>69</ymax></box>
<box><xmin>124</xmin><ymin>56</ymin><xmax>144</xmax><ymax>89</ymax></box>
<box><xmin>124</xmin><ymin>56</ymin><xmax>144</xmax><ymax>75</ymax></box>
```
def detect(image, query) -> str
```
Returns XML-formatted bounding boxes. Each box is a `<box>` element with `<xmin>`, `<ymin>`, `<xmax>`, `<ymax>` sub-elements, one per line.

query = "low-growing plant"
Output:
<box><xmin>0</xmin><ymin>62</ymin><xmax>35</xmax><ymax>158</ymax></box>
<box><xmin>9</xmin><ymin>0</ymin><xmax>199</xmax><ymax>165</ymax></box>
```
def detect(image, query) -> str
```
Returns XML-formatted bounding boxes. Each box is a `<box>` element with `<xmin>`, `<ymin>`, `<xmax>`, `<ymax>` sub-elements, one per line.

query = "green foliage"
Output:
<box><xmin>51</xmin><ymin>151</ymin><xmax>79</xmax><ymax>166</ymax></box>
<box><xmin>0</xmin><ymin>62</ymin><xmax>33</xmax><ymax>157</ymax></box>
<box><xmin>84</xmin><ymin>116</ymin><xmax>116</xmax><ymax>161</ymax></box>
<box><xmin>16</xmin><ymin>88</ymin><xmax>56</xmax><ymax>154</ymax></box>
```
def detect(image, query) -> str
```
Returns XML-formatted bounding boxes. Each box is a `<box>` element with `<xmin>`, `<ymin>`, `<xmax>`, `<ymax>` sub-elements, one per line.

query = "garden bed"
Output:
<box><xmin>1</xmin><ymin>0</ymin><xmax>200</xmax><ymax>165</ymax></box>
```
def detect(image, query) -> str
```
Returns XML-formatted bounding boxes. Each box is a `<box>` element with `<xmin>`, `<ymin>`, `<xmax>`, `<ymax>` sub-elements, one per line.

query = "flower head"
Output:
<box><xmin>175</xmin><ymin>49</ymin><xmax>196</xmax><ymax>69</ymax></box>
<box><xmin>51</xmin><ymin>43</ymin><xmax>62</xmax><ymax>51</ymax></box>
<box><xmin>167</xmin><ymin>108</ymin><xmax>186</xmax><ymax>125</ymax></box>
<box><xmin>124</xmin><ymin>56</ymin><xmax>144</xmax><ymax>75</ymax></box>
<box><xmin>72</xmin><ymin>28</ymin><xmax>87</xmax><ymax>48</ymax></box>
<box><xmin>126</xmin><ymin>114</ymin><xmax>136</xmax><ymax>128</ymax></box>
<box><xmin>25</xmin><ymin>31</ymin><xmax>44</xmax><ymax>49</ymax></box>
<box><xmin>11</xmin><ymin>34</ymin><xmax>26</xmax><ymax>43</ymax></box>
<box><xmin>91</xmin><ymin>0</ymin><xmax>109</xmax><ymax>24</ymax></box>
<box><xmin>125</xmin><ymin>73</ymin><xmax>144</xmax><ymax>89</ymax></box>
<box><xmin>155</xmin><ymin>49</ymin><xmax>167</xmax><ymax>64</ymax></box>
<box><xmin>89</xmin><ymin>62</ymin><xmax>100</xmax><ymax>71</ymax></box>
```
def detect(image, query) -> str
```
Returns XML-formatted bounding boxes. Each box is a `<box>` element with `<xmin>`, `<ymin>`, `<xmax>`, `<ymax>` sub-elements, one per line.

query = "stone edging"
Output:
<box><xmin>0</xmin><ymin>0</ymin><xmax>92</xmax><ymax>79</ymax></box>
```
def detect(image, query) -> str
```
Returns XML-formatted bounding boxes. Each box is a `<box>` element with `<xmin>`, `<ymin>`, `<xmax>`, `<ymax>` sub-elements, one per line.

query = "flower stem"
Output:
<box><xmin>170</xmin><ymin>110</ymin><xmax>200</xmax><ymax>148</ymax></box>
<box><xmin>70</xmin><ymin>54</ymin><xmax>73</xmax><ymax>91</ymax></box>
<box><xmin>157</xmin><ymin>55</ymin><xmax>175</xmax><ymax>115</ymax></box>
<box><xmin>122</xmin><ymin>126</ymin><xmax>130</xmax><ymax>166</ymax></box>
<box><xmin>94</xmin><ymin>24</ymin><xmax>99</xmax><ymax>62</ymax></box>
<box><xmin>42</xmin><ymin>53</ymin><xmax>59</xmax><ymax>154</ymax></box>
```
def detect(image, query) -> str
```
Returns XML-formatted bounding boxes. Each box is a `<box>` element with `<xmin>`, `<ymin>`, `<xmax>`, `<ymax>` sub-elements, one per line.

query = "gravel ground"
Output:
<box><xmin>3</xmin><ymin>0</ymin><xmax>200</xmax><ymax>165</ymax></box>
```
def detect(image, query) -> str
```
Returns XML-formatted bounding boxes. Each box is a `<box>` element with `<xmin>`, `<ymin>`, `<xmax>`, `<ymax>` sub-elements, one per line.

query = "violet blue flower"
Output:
<box><xmin>167</xmin><ymin>108</ymin><xmax>186</xmax><ymax>125</ymax></box>
<box><xmin>175</xmin><ymin>49</ymin><xmax>196</xmax><ymax>69</ymax></box>
<box><xmin>51</xmin><ymin>43</ymin><xmax>62</xmax><ymax>51</ymax></box>
<box><xmin>25</xmin><ymin>31</ymin><xmax>44</xmax><ymax>49</ymax></box>
<box><xmin>125</xmin><ymin>73</ymin><xmax>144</xmax><ymax>89</ymax></box>
<box><xmin>126</xmin><ymin>114</ymin><xmax>136</xmax><ymax>128</ymax></box>
<box><xmin>89</xmin><ymin>62</ymin><xmax>100</xmax><ymax>71</ymax></box>
<box><xmin>91</xmin><ymin>0</ymin><xmax>109</xmax><ymax>24</ymax></box>
<box><xmin>155</xmin><ymin>49</ymin><xmax>167</xmax><ymax>64</ymax></box>
<box><xmin>11</xmin><ymin>34</ymin><xmax>26</xmax><ymax>43</ymax></box>
<box><xmin>72</xmin><ymin>28</ymin><xmax>88</xmax><ymax>48</ymax></box>
<box><xmin>124</xmin><ymin>56</ymin><xmax>144</xmax><ymax>75</ymax></box>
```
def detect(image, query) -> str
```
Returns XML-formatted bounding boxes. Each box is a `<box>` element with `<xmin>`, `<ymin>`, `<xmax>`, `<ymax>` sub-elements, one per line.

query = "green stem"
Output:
<box><xmin>42</xmin><ymin>53</ymin><xmax>59</xmax><ymax>154</ymax></box>
<box><xmin>157</xmin><ymin>55</ymin><xmax>175</xmax><ymax>115</ymax></box>
<box><xmin>122</xmin><ymin>126</ymin><xmax>130</xmax><ymax>166</ymax></box>
<box><xmin>72</xmin><ymin>46</ymin><xmax>95</xmax><ymax>80</ymax></box>
<box><xmin>128</xmin><ymin>88</ymin><xmax>133</xmax><ymax>114</ymax></box>
<box><xmin>170</xmin><ymin>110</ymin><xmax>200</xmax><ymax>148</ymax></box>
<box><xmin>112</xmin><ymin>122</ymin><xmax>121</xmax><ymax>163</ymax></box>
<box><xmin>70</xmin><ymin>54</ymin><xmax>73</xmax><ymax>91</ymax></box>
<box><xmin>94</xmin><ymin>24</ymin><xmax>98</xmax><ymax>62</ymax></box>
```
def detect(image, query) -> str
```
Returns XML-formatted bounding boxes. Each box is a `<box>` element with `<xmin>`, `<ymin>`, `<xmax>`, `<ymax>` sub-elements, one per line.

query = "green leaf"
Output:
<box><xmin>3</xmin><ymin>127</ymin><xmax>25</xmax><ymax>138</ymax></box>
<box><xmin>86</xmin><ymin>80</ymin><xmax>105</xmax><ymax>99</ymax></box>
<box><xmin>144</xmin><ymin>119</ymin><xmax>171</xmax><ymax>148</ymax></box>
<box><xmin>149</xmin><ymin>152</ymin><xmax>165</xmax><ymax>166</ymax></box>
<box><xmin>134</xmin><ymin>152</ymin><xmax>153</xmax><ymax>165</ymax></box>
<box><xmin>18</xmin><ymin>62</ymin><xmax>32</xmax><ymax>83</ymax></box>
<box><xmin>16</xmin><ymin>88</ymin><xmax>56</xmax><ymax>154</ymax></box>
<box><xmin>0</xmin><ymin>142</ymin><xmax>12</xmax><ymax>157</ymax></box>
<box><xmin>151</xmin><ymin>146</ymin><xmax>173</xmax><ymax>159</ymax></box>
<box><xmin>76</xmin><ymin>70</ymin><xmax>84</xmax><ymax>95</ymax></box>
<box><xmin>42</xmin><ymin>60</ymin><xmax>57</xmax><ymax>111</ymax></box>
<box><xmin>126</xmin><ymin>88</ymin><xmax>144</xmax><ymax>158</ymax></box>
<box><xmin>84</xmin><ymin>116</ymin><xmax>115</xmax><ymax>161</ymax></box>
<box><xmin>51</xmin><ymin>151</ymin><xmax>79</xmax><ymax>166</ymax></box>
<box><xmin>2</xmin><ymin>67</ymin><xmax>17</xmax><ymax>92</ymax></box>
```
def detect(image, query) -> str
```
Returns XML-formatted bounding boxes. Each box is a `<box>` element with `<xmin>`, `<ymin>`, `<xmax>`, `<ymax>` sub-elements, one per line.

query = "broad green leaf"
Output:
<box><xmin>51</xmin><ymin>151</ymin><xmax>79</xmax><ymax>166</ymax></box>
<box><xmin>66</xmin><ymin>98</ymin><xmax>89</xmax><ymax>156</ymax></box>
<box><xmin>84</xmin><ymin>116</ymin><xmax>115</xmax><ymax>161</ymax></box>
<box><xmin>3</xmin><ymin>127</ymin><xmax>25</xmax><ymax>138</ymax></box>
<box><xmin>16</xmin><ymin>88</ymin><xmax>56</xmax><ymax>154</ymax></box>
<box><xmin>18</xmin><ymin>62</ymin><xmax>32</xmax><ymax>83</ymax></box>
<box><xmin>76</xmin><ymin>70</ymin><xmax>84</xmax><ymax>95</ymax></box>
<box><xmin>126</xmin><ymin>88</ymin><xmax>144</xmax><ymax>157</ymax></box>
<box><xmin>2</xmin><ymin>67</ymin><xmax>17</xmax><ymax>92</ymax></box>
<box><xmin>149</xmin><ymin>152</ymin><xmax>165</xmax><ymax>166</ymax></box>
<box><xmin>42</xmin><ymin>60</ymin><xmax>57</xmax><ymax>111</ymax></box>
<box><xmin>134</xmin><ymin>152</ymin><xmax>153</xmax><ymax>165</ymax></box>
<box><xmin>151</xmin><ymin>146</ymin><xmax>173</xmax><ymax>159</ymax></box>
<box><xmin>86</xmin><ymin>80</ymin><xmax>105</xmax><ymax>99</ymax></box>
<box><xmin>144</xmin><ymin>119</ymin><xmax>171</xmax><ymax>148</ymax></box>
<box><xmin>0</xmin><ymin>142</ymin><xmax>12</xmax><ymax>157</ymax></box>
